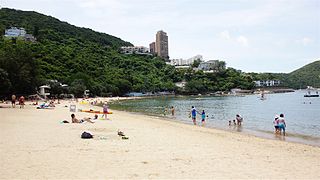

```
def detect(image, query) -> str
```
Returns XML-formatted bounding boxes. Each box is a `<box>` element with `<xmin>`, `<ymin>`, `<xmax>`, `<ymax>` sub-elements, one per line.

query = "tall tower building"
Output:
<box><xmin>149</xmin><ymin>42</ymin><xmax>156</xmax><ymax>55</ymax></box>
<box><xmin>155</xmin><ymin>30</ymin><xmax>169</xmax><ymax>60</ymax></box>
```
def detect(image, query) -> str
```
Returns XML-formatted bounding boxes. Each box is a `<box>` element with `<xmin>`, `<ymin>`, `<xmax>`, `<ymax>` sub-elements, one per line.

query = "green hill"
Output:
<box><xmin>249</xmin><ymin>60</ymin><xmax>320</xmax><ymax>89</ymax></box>
<box><xmin>0</xmin><ymin>8</ymin><xmax>132</xmax><ymax>48</ymax></box>
<box><xmin>0</xmin><ymin>8</ymin><xmax>255</xmax><ymax>98</ymax></box>
<box><xmin>287</xmin><ymin>60</ymin><xmax>320</xmax><ymax>89</ymax></box>
<box><xmin>0</xmin><ymin>8</ymin><xmax>178</xmax><ymax>97</ymax></box>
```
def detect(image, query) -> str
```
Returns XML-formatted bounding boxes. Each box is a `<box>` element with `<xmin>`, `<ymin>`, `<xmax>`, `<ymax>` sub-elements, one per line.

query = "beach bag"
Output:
<box><xmin>81</xmin><ymin>132</ymin><xmax>93</xmax><ymax>139</ymax></box>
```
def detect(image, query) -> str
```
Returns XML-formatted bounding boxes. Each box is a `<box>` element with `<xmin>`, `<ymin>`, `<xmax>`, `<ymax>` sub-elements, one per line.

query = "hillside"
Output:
<box><xmin>0</xmin><ymin>8</ymin><xmax>178</xmax><ymax>97</ymax></box>
<box><xmin>287</xmin><ymin>60</ymin><xmax>320</xmax><ymax>89</ymax></box>
<box><xmin>0</xmin><ymin>8</ymin><xmax>132</xmax><ymax>48</ymax></box>
<box><xmin>0</xmin><ymin>8</ymin><xmax>255</xmax><ymax>98</ymax></box>
<box><xmin>249</xmin><ymin>60</ymin><xmax>320</xmax><ymax>89</ymax></box>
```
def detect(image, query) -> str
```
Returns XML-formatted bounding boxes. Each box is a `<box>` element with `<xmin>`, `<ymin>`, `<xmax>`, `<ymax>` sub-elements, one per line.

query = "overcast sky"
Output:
<box><xmin>2</xmin><ymin>0</ymin><xmax>320</xmax><ymax>73</ymax></box>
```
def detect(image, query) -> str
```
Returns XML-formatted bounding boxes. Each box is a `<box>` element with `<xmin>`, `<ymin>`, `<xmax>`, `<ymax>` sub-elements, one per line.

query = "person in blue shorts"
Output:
<box><xmin>201</xmin><ymin>110</ymin><xmax>206</xmax><ymax>126</ymax></box>
<box><xmin>278</xmin><ymin>114</ymin><xmax>286</xmax><ymax>136</ymax></box>
<box><xmin>191</xmin><ymin>106</ymin><xmax>197</xmax><ymax>125</ymax></box>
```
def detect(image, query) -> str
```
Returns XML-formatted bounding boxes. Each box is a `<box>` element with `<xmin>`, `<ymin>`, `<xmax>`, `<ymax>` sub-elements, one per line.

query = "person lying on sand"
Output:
<box><xmin>71</xmin><ymin>114</ymin><xmax>94</xmax><ymax>123</ymax></box>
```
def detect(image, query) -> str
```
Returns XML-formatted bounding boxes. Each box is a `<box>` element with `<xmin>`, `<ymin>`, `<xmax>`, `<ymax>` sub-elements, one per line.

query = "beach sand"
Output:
<box><xmin>0</xmin><ymin>100</ymin><xmax>319</xmax><ymax>179</ymax></box>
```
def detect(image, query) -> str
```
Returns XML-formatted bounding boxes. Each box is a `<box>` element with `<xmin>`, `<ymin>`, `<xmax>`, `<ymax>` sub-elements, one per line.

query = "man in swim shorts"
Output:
<box><xmin>278</xmin><ymin>114</ymin><xmax>286</xmax><ymax>136</ymax></box>
<box><xmin>71</xmin><ymin>114</ymin><xmax>94</xmax><ymax>123</ymax></box>
<box><xmin>191</xmin><ymin>106</ymin><xmax>197</xmax><ymax>125</ymax></box>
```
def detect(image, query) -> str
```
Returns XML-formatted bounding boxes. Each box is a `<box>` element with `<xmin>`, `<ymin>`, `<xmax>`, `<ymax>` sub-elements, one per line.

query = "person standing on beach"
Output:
<box><xmin>278</xmin><ymin>114</ymin><xmax>286</xmax><ymax>136</ymax></box>
<box><xmin>11</xmin><ymin>94</ymin><xmax>16</xmax><ymax>108</ymax></box>
<box><xmin>19</xmin><ymin>96</ymin><xmax>25</xmax><ymax>109</ymax></box>
<box><xmin>191</xmin><ymin>106</ymin><xmax>197</xmax><ymax>125</ymax></box>
<box><xmin>103</xmin><ymin>102</ymin><xmax>109</xmax><ymax>120</ymax></box>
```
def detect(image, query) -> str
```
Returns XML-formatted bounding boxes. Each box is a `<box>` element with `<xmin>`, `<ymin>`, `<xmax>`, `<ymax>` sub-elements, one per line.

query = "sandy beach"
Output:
<box><xmin>0</xmin><ymin>100</ymin><xmax>319</xmax><ymax>179</ymax></box>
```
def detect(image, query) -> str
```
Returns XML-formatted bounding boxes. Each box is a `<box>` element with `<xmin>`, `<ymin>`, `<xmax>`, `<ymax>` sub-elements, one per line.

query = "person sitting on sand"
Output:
<box><xmin>49</xmin><ymin>100</ymin><xmax>55</xmax><ymax>107</ymax></box>
<box><xmin>71</xmin><ymin>114</ymin><xmax>94</xmax><ymax>123</ymax></box>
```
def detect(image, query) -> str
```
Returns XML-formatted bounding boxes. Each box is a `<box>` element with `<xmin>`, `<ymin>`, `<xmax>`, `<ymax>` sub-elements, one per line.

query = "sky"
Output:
<box><xmin>1</xmin><ymin>0</ymin><xmax>320</xmax><ymax>73</ymax></box>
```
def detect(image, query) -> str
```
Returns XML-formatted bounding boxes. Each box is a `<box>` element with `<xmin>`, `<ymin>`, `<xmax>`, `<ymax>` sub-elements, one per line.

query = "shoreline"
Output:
<box><xmin>107</xmin><ymin>107</ymin><xmax>320</xmax><ymax>147</ymax></box>
<box><xmin>106</xmin><ymin>96</ymin><xmax>320</xmax><ymax>147</ymax></box>
<box><xmin>1</xmin><ymin>100</ymin><xmax>319</xmax><ymax>178</ymax></box>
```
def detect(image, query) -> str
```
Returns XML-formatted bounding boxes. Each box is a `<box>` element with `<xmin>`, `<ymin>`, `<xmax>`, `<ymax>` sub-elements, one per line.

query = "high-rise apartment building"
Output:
<box><xmin>155</xmin><ymin>30</ymin><xmax>169</xmax><ymax>60</ymax></box>
<box><xmin>149</xmin><ymin>42</ymin><xmax>156</xmax><ymax>55</ymax></box>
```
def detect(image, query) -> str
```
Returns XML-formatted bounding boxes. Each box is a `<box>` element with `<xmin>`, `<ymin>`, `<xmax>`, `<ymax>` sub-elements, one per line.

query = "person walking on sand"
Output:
<box><xmin>278</xmin><ymin>114</ymin><xmax>286</xmax><ymax>136</ymax></box>
<box><xmin>191</xmin><ymin>106</ymin><xmax>197</xmax><ymax>125</ymax></box>
<box><xmin>11</xmin><ymin>94</ymin><xmax>16</xmax><ymax>108</ymax></box>
<box><xmin>19</xmin><ymin>96</ymin><xmax>25</xmax><ymax>109</ymax></box>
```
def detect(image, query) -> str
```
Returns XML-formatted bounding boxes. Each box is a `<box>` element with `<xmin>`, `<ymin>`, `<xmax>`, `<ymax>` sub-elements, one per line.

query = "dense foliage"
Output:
<box><xmin>0</xmin><ymin>8</ymin><xmax>132</xmax><ymax>49</ymax></box>
<box><xmin>286</xmin><ymin>60</ymin><xmax>320</xmax><ymax>88</ymax></box>
<box><xmin>179</xmin><ymin>67</ymin><xmax>254</xmax><ymax>94</ymax></box>
<box><xmin>249</xmin><ymin>60</ymin><xmax>320</xmax><ymax>89</ymax></box>
<box><xmin>0</xmin><ymin>8</ymin><xmax>262</xmax><ymax>98</ymax></box>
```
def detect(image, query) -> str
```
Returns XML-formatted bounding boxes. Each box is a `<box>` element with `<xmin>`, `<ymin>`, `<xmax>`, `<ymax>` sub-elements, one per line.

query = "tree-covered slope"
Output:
<box><xmin>287</xmin><ymin>60</ymin><xmax>320</xmax><ymax>88</ymax></box>
<box><xmin>0</xmin><ymin>8</ymin><xmax>132</xmax><ymax>48</ymax></box>
<box><xmin>0</xmin><ymin>8</ymin><xmax>178</xmax><ymax>97</ymax></box>
<box><xmin>0</xmin><ymin>8</ymin><xmax>255</xmax><ymax>98</ymax></box>
<box><xmin>249</xmin><ymin>60</ymin><xmax>320</xmax><ymax>89</ymax></box>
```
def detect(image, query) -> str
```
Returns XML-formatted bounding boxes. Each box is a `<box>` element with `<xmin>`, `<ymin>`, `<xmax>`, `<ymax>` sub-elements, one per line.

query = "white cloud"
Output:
<box><xmin>237</xmin><ymin>36</ymin><xmax>249</xmax><ymax>47</ymax></box>
<box><xmin>219</xmin><ymin>30</ymin><xmax>231</xmax><ymax>40</ymax></box>
<box><xmin>296</xmin><ymin>37</ymin><xmax>314</xmax><ymax>46</ymax></box>
<box><xmin>219</xmin><ymin>31</ymin><xmax>249</xmax><ymax>46</ymax></box>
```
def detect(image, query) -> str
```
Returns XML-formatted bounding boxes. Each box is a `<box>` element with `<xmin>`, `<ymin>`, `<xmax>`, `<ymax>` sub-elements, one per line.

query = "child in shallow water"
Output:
<box><xmin>201</xmin><ymin>110</ymin><xmax>206</xmax><ymax>126</ymax></box>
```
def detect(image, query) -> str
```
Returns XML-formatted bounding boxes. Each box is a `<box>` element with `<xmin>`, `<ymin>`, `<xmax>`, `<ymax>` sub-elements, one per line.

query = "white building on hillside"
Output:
<box><xmin>254</xmin><ymin>80</ymin><xmax>281</xmax><ymax>87</ymax></box>
<box><xmin>4</xmin><ymin>27</ymin><xmax>36</xmax><ymax>42</ymax></box>
<box><xmin>198</xmin><ymin>60</ymin><xmax>221</xmax><ymax>71</ymax></box>
<box><xmin>186</xmin><ymin>55</ymin><xmax>203</xmax><ymax>64</ymax></box>
<box><xmin>170</xmin><ymin>55</ymin><xmax>203</xmax><ymax>66</ymax></box>
<box><xmin>121</xmin><ymin>46</ymin><xmax>151</xmax><ymax>55</ymax></box>
<box><xmin>5</xmin><ymin>27</ymin><xmax>26</xmax><ymax>37</ymax></box>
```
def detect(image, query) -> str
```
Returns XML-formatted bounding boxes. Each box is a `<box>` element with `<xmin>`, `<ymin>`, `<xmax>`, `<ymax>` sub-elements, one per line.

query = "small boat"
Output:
<box><xmin>304</xmin><ymin>86</ymin><xmax>319</xmax><ymax>97</ymax></box>
<box><xmin>304</xmin><ymin>94</ymin><xmax>319</xmax><ymax>97</ymax></box>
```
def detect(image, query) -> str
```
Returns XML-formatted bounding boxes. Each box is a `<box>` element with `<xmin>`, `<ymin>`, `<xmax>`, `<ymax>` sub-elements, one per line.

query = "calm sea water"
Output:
<box><xmin>110</xmin><ymin>90</ymin><xmax>320</xmax><ymax>146</ymax></box>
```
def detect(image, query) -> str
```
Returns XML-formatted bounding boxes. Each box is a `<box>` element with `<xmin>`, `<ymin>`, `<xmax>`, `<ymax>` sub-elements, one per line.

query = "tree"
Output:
<box><xmin>191</xmin><ymin>59</ymin><xmax>201</xmax><ymax>68</ymax></box>
<box><xmin>0</xmin><ymin>68</ymin><xmax>11</xmax><ymax>97</ymax></box>
<box><xmin>70</xmin><ymin>79</ymin><xmax>87</xmax><ymax>97</ymax></box>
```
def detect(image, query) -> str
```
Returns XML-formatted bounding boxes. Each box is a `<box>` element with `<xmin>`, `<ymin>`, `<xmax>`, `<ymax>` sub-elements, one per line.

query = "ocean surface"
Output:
<box><xmin>109</xmin><ymin>90</ymin><xmax>320</xmax><ymax>146</ymax></box>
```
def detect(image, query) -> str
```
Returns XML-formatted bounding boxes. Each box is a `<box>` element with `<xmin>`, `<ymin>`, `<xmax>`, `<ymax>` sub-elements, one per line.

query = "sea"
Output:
<box><xmin>109</xmin><ymin>90</ymin><xmax>320</xmax><ymax>146</ymax></box>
